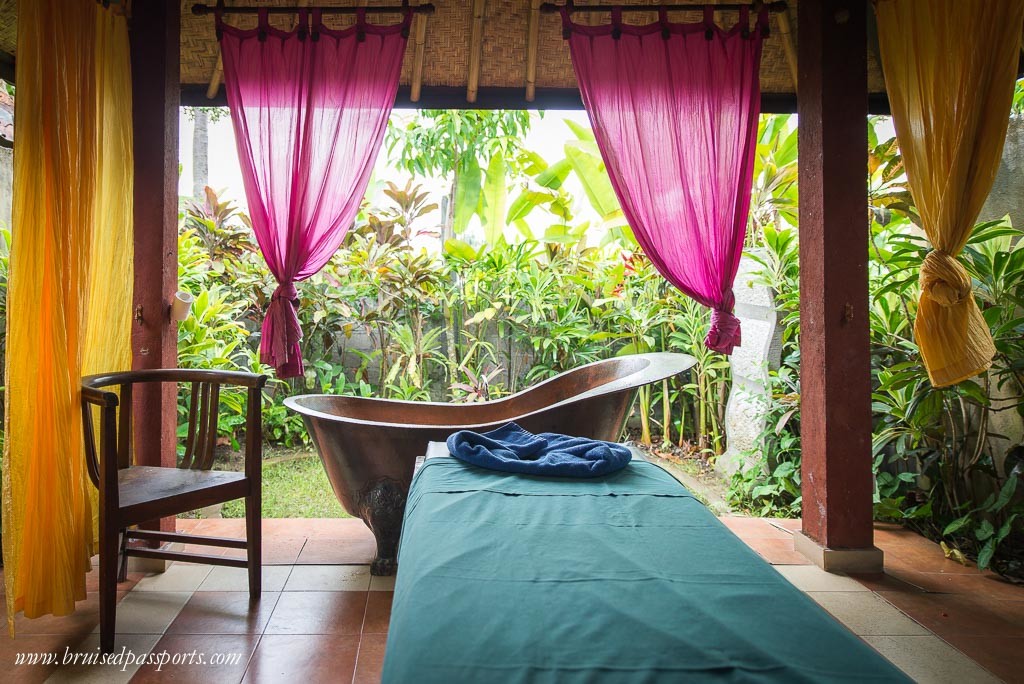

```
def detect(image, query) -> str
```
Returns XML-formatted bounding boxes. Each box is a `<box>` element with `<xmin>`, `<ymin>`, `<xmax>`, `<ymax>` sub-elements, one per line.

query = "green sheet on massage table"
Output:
<box><xmin>382</xmin><ymin>458</ymin><xmax>910</xmax><ymax>683</ymax></box>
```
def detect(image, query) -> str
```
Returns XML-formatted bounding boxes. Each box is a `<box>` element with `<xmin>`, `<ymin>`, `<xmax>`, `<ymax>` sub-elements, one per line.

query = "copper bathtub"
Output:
<box><xmin>285</xmin><ymin>352</ymin><xmax>695</xmax><ymax>574</ymax></box>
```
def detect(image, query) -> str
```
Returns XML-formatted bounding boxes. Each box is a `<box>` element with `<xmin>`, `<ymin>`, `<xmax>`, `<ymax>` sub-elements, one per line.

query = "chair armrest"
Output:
<box><xmin>83</xmin><ymin>368</ymin><xmax>269</xmax><ymax>391</ymax></box>
<box><xmin>82</xmin><ymin>386</ymin><xmax>119</xmax><ymax>408</ymax></box>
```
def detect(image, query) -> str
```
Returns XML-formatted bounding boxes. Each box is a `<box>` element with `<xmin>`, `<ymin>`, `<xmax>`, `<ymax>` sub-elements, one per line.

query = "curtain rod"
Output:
<box><xmin>191</xmin><ymin>3</ymin><xmax>436</xmax><ymax>16</ymax></box>
<box><xmin>540</xmin><ymin>2</ymin><xmax>787</xmax><ymax>14</ymax></box>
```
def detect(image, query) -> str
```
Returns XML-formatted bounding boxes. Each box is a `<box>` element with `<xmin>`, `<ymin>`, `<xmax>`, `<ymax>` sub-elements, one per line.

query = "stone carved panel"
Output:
<box><xmin>720</xmin><ymin>253</ymin><xmax>782</xmax><ymax>476</ymax></box>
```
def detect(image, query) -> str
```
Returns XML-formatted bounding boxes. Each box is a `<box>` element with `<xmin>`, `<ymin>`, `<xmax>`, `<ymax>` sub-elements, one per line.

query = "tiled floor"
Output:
<box><xmin>720</xmin><ymin>517</ymin><xmax>1023</xmax><ymax>683</ymax></box>
<box><xmin>2</xmin><ymin>517</ymin><xmax>1021</xmax><ymax>683</ymax></box>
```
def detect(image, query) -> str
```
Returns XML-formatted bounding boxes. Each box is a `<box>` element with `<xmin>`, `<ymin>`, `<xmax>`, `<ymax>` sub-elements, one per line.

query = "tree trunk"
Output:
<box><xmin>192</xmin><ymin>108</ymin><xmax>209</xmax><ymax>200</ymax></box>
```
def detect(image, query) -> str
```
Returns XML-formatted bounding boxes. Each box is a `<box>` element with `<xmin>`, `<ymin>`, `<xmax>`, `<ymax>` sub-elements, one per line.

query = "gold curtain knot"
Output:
<box><xmin>920</xmin><ymin>249</ymin><xmax>972</xmax><ymax>307</ymax></box>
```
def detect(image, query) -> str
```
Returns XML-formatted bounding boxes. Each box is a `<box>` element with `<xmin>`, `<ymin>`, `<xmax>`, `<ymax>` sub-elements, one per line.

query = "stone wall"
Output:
<box><xmin>980</xmin><ymin>119</ymin><xmax>1024</xmax><ymax>228</ymax></box>
<box><xmin>977</xmin><ymin>117</ymin><xmax>1024</xmax><ymax>471</ymax></box>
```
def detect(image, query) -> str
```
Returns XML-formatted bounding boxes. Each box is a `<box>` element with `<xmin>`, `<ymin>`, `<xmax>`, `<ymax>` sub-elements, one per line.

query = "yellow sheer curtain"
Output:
<box><xmin>3</xmin><ymin>0</ymin><xmax>133</xmax><ymax>630</ymax></box>
<box><xmin>875</xmin><ymin>0</ymin><xmax>1024</xmax><ymax>387</ymax></box>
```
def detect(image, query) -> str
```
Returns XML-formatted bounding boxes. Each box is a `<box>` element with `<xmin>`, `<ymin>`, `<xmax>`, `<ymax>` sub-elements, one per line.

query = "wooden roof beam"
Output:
<box><xmin>467</xmin><ymin>0</ymin><xmax>487</xmax><ymax>103</ymax></box>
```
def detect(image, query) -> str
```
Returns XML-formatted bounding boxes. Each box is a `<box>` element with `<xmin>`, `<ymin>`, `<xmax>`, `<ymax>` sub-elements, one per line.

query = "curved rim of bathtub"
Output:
<box><xmin>283</xmin><ymin>352</ymin><xmax>696</xmax><ymax>431</ymax></box>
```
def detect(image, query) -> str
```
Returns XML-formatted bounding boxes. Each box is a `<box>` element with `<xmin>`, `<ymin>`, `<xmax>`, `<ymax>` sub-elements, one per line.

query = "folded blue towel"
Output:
<box><xmin>446</xmin><ymin>423</ymin><xmax>632</xmax><ymax>478</ymax></box>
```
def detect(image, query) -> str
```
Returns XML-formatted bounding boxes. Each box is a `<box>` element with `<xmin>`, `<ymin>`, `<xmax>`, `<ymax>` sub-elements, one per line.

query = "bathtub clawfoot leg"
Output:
<box><xmin>371</xmin><ymin>556</ymin><xmax>397</xmax><ymax>576</ymax></box>
<box><xmin>357</xmin><ymin>478</ymin><xmax>406</xmax><ymax>577</ymax></box>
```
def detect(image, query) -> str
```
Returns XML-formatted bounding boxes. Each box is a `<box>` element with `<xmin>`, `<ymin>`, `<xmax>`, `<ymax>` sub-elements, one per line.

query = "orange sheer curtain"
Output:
<box><xmin>875</xmin><ymin>0</ymin><xmax>1024</xmax><ymax>387</ymax></box>
<box><xmin>2</xmin><ymin>0</ymin><xmax>133</xmax><ymax>630</ymax></box>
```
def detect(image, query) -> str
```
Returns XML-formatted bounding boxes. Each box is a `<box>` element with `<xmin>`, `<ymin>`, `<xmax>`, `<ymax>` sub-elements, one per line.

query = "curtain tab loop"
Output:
<box><xmin>311</xmin><ymin>7</ymin><xmax>322</xmax><ymax>41</ymax></box>
<box><xmin>401</xmin><ymin>0</ymin><xmax>413</xmax><ymax>38</ymax></box>
<box><xmin>256</xmin><ymin>7</ymin><xmax>269</xmax><ymax>42</ymax></box>
<box><xmin>739</xmin><ymin>6</ymin><xmax>750</xmax><ymax>38</ymax></box>
<box><xmin>214</xmin><ymin>0</ymin><xmax>225</xmax><ymax>40</ymax></box>
<box><xmin>356</xmin><ymin>8</ymin><xmax>366</xmax><ymax>42</ymax></box>
<box><xmin>611</xmin><ymin>7</ymin><xmax>623</xmax><ymax>40</ymax></box>
<box><xmin>703</xmin><ymin>5</ymin><xmax>714</xmax><ymax>40</ymax></box>
<box><xmin>559</xmin><ymin>5</ymin><xmax>573</xmax><ymax>39</ymax></box>
<box><xmin>296</xmin><ymin>8</ymin><xmax>308</xmax><ymax>41</ymax></box>
<box><xmin>659</xmin><ymin>6</ymin><xmax>670</xmax><ymax>39</ymax></box>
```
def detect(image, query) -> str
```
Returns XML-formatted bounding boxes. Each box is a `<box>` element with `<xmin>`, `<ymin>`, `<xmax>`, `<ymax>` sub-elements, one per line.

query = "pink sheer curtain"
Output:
<box><xmin>563</xmin><ymin>7</ymin><xmax>766</xmax><ymax>354</ymax></box>
<box><xmin>218</xmin><ymin>8</ymin><xmax>409</xmax><ymax>377</ymax></box>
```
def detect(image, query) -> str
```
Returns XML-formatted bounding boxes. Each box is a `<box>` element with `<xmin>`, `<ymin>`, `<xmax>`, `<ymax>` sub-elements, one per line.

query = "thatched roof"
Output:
<box><xmin>0</xmin><ymin>0</ymin><xmax>890</xmax><ymax>109</ymax></box>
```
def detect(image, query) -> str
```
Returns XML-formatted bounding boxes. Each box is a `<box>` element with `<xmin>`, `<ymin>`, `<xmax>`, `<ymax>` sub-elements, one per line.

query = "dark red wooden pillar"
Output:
<box><xmin>795</xmin><ymin>0</ymin><xmax>882</xmax><ymax>572</ymax></box>
<box><xmin>130</xmin><ymin>1</ymin><xmax>180</xmax><ymax>533</ymax></box>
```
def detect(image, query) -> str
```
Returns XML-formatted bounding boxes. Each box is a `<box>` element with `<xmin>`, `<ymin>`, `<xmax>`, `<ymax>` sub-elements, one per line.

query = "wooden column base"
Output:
<box><xmin>794</xmin><ymin>530</ymin><xmax>883</xmax><ymax>574</ymax></box>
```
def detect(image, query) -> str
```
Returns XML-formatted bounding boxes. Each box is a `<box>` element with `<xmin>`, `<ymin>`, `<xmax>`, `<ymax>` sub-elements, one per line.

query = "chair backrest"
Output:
<box><xmin>81</xmin><ymin>369</ymin><xmax>268</xmax><ymax>486</ymax></box>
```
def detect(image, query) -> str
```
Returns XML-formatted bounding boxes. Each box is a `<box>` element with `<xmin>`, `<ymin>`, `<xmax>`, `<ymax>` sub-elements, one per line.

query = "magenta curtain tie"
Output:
<box><xmin>261</xmin><ymin>283</ymin><xmax>303</xmax><ymax>378</ymax></box>
<box><xmin>706</xmin><ymin>307</ymin><xmax>742</xmax><ymax>355</ymax></box>
<box><xmin>563</xmin><ymin>10</ymin><xmax>766</xmax><ymax>355</ymax></box>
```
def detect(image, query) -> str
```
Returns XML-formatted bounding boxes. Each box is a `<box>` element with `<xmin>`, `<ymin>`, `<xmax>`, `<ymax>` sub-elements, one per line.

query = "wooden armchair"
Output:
<box><xmin>81</xmin><ymin>369</ymin><xmax>267</xmax><ymax>653</ymax></box>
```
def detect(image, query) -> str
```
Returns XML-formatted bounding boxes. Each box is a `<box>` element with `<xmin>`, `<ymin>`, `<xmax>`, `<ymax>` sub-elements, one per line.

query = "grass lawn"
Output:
<box><xmin>222</xmin><ymin>454</ymin><xmax>350</xmax><ymax>519</ymax></box>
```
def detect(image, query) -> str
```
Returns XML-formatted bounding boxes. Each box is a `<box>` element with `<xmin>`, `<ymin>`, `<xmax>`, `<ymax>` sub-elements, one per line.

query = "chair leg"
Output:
<box><xmin>117</xmin><ymin>528</ymin><xmax>129</xmax><ymax>583</ymax></box>
<box><xmin>99</xmin><ymin>527</ymin><xmax>120</xmax><ymax>654</ymax></box>
<box><xmin>245</xmin><ymin>493</ymin><xmax>261</xmax><ymax>600</ymax></box>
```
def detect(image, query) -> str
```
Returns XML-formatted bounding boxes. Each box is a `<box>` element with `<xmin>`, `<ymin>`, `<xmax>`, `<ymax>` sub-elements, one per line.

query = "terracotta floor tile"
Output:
<box><xmin>263</xmin><ymin>591</ymin><xmax>367</xmax><ymax>636</ymax></box>
<box><xmin>175</xmin><ymin>519</ymin><xmax>202</xmax><ymax>533</ymax></box>
<box><xmin>884</xmin><ymin>545</ymin><xmax>980</xmax><ymax>575</ymax></box>
<box><xmin>938</xmin><ymin>634</ymin><xmax>1024</xmax><ymax>683</ymax></box>
<box><xmin>51</xmin><ymin>633</ymin><xmax>162</xmax><ymax>683</ymax></box>
<box><xmin>191</xmin><ymin>519</ymin><xmax>247</xmax><ymax>537</ymax></box>
<box><xmin>743</xmin><ymin>537</ymin><xmax>811</xmax><ymax>565</ymax></box>
<box><xmin>362</xmin><ymin>592</ymin><xmax>392</xmax><ymax>635</ymax></box>
<box><xmin>719</xmin><ymin>516</ymin><xmax>792</xmax><ymax>540</ymax></box>
<box><xmin>242</xmin><ymin>634</ymin><xmax>359</xmax><ymax>683</ymax></box>
<box><xmin>258</xmin><ymin>519</ymin><xmax>314</xmax><ymax>538</ymax></box>
<box><xmin>0</xmin><ymin>632</ymin><xmax>77</xmax><ymax>683</ymax></box>
<box><xmin>849</xmin><ymin>572</ymin><xmax>926</xmax><ymax>594</ymax></box>
<box><xmin>260</xmin><ymin>519</ymin><xmax>360</xmax><ymax>540</ymax></box>
<box><xmin>878</xmin><ymin>592</ymin><xmax>1024</xmax><ymax>638</ymax></box>
<box><xmin>166</xmin><ymin>592</ymin><xmax>281</xmax><ymax>635</ymax></box>
<box><xmin>131</xmin><ymin>633</ymin><xmax>259</xmax><ymax>684</ymax></box>
<box><xmin>771</xmin><ymin>518</ymin><xmax>803</xmax><ymax>532</ymax></box>
<box><xmin>891</xmin><ymin>570</ymin><xmax>1024</xmax><ymax>601</ymax></box>
<box><xmin>353</xmin><ymin>634</ymin><xmax>388</xmax><ymax>684</ymax></box>
<box><xmin>302</xmin><ymin>519</ymin><xmax>366</xmax><ymax>540</ymax></box>
<box><xmin>223</xmin><ymin>538</ymin><xmax>305</xmax><ymax>566</ymax></box>
<box><xmin>179</xmin><ymin>543</ymin><xmax>232</xmax><ymax>557</ymax></box>
<box><xmin>295</xmin><ymin>538</ymin><xmax>377</xmax><ymax>565</ymax></box>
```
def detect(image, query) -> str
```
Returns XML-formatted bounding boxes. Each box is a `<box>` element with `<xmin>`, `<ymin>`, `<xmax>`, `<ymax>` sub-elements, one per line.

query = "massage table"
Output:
<box><xmin>383</xmin><ymin>444</ymin><xmax>910</xmax><ymax>683</ymax></box>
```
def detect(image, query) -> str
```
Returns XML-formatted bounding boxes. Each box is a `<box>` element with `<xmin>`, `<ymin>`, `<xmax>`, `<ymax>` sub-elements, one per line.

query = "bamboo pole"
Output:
<box><xmin>207</xmin><ymin>57</ymin><xmax>224</xmax><ymax>100</ymax></box>
<box><xmin>525</xmin><ymin>0</ymin><xmax>542</xmax><ymax>102</ymax></box>
<box><xmin>467</xmin><ymin>0</ymin><xmax>487</xmax><ymax>103</ymax></box>
<box><xmin>410</xmin><ymin>13</ymin><xmax>428</xmax><ymax>102</ymax></box>
<box><xmin>776</xmin><ymin>5</ymin><xmax>798</xmax><ymax>90</ymax></box>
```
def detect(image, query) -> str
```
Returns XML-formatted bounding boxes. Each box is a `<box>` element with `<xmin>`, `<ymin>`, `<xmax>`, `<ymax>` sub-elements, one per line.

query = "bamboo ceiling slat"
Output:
<box><xmin>0</xmin><ymin>0</ymin><xmax>890</xmax><ymax>97</ymax></box>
